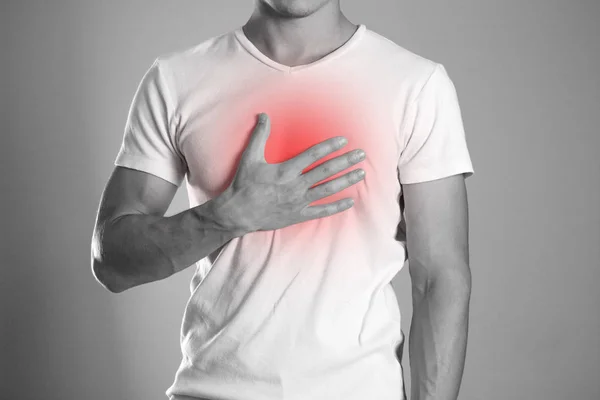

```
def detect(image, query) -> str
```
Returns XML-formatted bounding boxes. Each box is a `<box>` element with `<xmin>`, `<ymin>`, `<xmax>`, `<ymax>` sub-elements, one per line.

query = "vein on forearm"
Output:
<box><xmin>409</xmin><ymin>272</ymin><xmax>470</xmax><ymax>400</ymax></box>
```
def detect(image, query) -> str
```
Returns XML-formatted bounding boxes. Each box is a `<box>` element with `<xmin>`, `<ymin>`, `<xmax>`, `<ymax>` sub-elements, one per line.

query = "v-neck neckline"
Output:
<box><xmin>234</xmin><ymin>24</ymin><xmax>366</xmax><ymax>74</ymax></box>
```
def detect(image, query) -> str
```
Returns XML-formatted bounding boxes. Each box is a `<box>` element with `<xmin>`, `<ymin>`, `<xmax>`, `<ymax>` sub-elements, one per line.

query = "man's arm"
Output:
<box><xmin>91</xmin><ymin>166</ymin><xmax>248</xmax><ymax>294</ymax></box>
<box><xmin>92</xmin><ymin>115</ymin><xmax>366</xmax><ymax>294</ymax></box>
<box><xmin>402</xmin><ymin>173</ymin><xmax>471</xmax><ymax>400</ymax></box>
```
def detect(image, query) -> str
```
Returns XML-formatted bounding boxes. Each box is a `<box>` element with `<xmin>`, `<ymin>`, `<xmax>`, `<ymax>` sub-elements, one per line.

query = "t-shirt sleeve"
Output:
<box><xmin>114</xmin><ymin>57</ymin><xmax>187</xmax><ymax>186</ymax></box>
<box><xmin>397</xmin><ymin>63</ymin><xmax>474</xmax><ymax>184</ymax></box>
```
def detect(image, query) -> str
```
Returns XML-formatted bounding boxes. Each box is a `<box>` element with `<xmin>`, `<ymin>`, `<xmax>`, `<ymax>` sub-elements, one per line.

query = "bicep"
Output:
<box><xmin>95</xmin><ymin>166</ymin><xmax>179</xmax><ymax>227</ymax></box>
<box><xmin>402</xmin><ymin>173</ymin><xmax>470</xmax><ymax>285</ymax></box>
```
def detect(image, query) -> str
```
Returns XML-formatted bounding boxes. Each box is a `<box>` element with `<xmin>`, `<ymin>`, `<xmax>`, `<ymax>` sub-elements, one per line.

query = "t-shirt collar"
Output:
<box><xmin>234</xmin><ymin>24</ymin><xmax>366</xmax><ymax>74</ymax></box>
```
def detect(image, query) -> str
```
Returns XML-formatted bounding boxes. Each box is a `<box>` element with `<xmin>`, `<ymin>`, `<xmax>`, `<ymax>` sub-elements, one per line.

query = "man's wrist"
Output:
<box><xmin>200</xmin><ymin>187</ymin><xmax>254</xmax><ymax>238</ymax></box>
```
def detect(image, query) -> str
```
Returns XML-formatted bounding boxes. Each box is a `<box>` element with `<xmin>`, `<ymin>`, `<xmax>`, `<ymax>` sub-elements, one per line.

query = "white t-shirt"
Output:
<box><xmin>115</xmin><ymin>23</ymin><xmax>474</xmax><ymax>400</ymax></box>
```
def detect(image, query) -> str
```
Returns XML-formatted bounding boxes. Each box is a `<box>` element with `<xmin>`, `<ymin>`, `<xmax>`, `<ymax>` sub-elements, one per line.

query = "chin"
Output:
<box><xmin>262</xmin><ymin>0</ymin><xmax>333</xmax><ymax>18</ymax></box>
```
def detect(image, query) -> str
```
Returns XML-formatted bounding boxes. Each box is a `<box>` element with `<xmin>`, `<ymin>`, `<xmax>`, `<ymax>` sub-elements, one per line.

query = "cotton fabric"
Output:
<box><xmin>115</xmin><ymin>23</ymin><xmax>474</xmax><ymax>400</ymax></box>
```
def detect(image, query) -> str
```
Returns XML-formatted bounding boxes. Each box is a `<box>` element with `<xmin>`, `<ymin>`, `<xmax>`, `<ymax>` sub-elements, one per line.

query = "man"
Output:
<box><xmin>91</xmin><ymin>0</ymin><xmax>474</xmax><ymax>399</ymax></box>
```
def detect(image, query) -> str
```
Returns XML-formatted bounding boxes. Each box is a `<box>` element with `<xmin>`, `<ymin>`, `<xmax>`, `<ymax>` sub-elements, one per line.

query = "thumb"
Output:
<box><xmin>243</xmin><ymin>113</ymin><xmax>271</xmax><ymax>163</ymax></box>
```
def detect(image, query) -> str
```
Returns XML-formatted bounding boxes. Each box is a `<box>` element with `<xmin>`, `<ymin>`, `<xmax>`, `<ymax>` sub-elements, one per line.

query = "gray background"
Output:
<box><xmin>2</xmin><ymin>1</ymin><xmax>599</xmax><ymax>399</ymax></box>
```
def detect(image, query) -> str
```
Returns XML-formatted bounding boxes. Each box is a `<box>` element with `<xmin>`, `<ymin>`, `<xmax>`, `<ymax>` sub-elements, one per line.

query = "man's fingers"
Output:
<box><xmin>282</xmin><ymin>136</ymin><xmax>347</xmax><ymax>175</ymax></box>
<box><xmin>300</xmin><ymin>198</ymin><xmax>354</xmax><ymax>220</ymax></box>
<box><xmin>242</xmin><ymin>113</ymin><xmax>271</xmax><ymax>164</ymax></box>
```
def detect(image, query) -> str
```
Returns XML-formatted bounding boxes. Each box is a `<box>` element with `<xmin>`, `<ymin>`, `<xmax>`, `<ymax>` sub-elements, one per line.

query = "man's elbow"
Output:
<box><xmin>91</xmin><ymin>227</ymin><xmax>128</xmax><ymax>293</ymax></box>
<box><xmin>91</xmin><ymin>256</ymin><xmax>127</xmax><ymax>294</ymax></box>
<box><xmin>429</xmin><ymin>263</ymin><xmax>472</xmax><ymax>301</ymax></box>
<box><xmin>411</xmin><ymin>258</ymin><xmax>471</xmax><ymax>299</ymax></box>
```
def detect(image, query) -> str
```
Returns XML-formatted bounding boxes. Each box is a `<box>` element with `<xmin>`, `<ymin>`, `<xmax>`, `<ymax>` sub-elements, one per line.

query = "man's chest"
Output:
<box><xmin>177</xmin><ymin>74</ymin><xmax>403</xmax><ymax>203</ymax></box>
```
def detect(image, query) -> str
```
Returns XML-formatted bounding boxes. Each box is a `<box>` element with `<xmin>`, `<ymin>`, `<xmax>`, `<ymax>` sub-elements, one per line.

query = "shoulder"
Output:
<box><xmin>153</xmin><ymin>29</ymin><xmax>233</xmax><ymax>72</ymax></box>
<box><xmin>360</xmin><ymin>27</ymin><xmax>446</xmax><ymax>99</ymax></box>
<box><xmin>363</xmin><ymin>27</ymin><xmax>439</xmax><ymax>78</ymax></box>
<box><xmin>145</xmin><ymin>29</ymin><xmax>238</xmax><ymax>100</ymax></box>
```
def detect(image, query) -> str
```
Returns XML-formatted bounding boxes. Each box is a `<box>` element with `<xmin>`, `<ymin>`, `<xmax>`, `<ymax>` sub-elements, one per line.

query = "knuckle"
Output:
<box><xmin>303</xmin><ymin>188</ymin><xmax>315</xmax><ymax>203</ymax></box>
<box><xmin>309</xmin><ymin>147</ymin><xmax>320</xmax><ymax>162</ymax></box>
<box><xmin>350</xmin><ymin>169</ymin><xmax>363</xmax><ymax>181</ymax></box>
<box><xmin>298</xmin><ymin>207</ymin><xmax>306</xmax><ymax>218</ymax></box>
<box><xmin>348</xmin><ymin>150</ymin><xmax>360</xmax><ymax>163</ymax></box>
<box><xmin>302</xmin><ymin>192</ymin><xmax>311</xmax><ymax>204</ymax></box>
<box><xmin>299</xmin><ymin>175</ymin><xmax>312</xmax><ymax>191</ymax></box>
<box><xmin>276</xmin><ymin>165</ymin><xmax>290</xmax><ymax>181</ymax></box>
<box><xmin>305</xmin><ymin>208</ymin><xmax>316</xmax><ymax>219</ymax></box>
<box><xmin>320</xmin><ymin>183</ymin><xmax>333</xmax><ymax>196</ymax></box>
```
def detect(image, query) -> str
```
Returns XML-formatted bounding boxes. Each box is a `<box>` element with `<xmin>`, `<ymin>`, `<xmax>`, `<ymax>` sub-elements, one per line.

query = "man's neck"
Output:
<box><xmin>242</xmin><ymin>1</ymin><xmax>357</xmax><ymax>68</ymax></box>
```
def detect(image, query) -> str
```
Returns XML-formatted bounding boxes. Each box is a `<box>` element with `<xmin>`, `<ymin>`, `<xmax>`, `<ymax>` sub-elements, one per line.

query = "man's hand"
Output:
<box><xmin>216</xmin><ymin>112</ymin><xmax>367</xmax><ymax>233</ymax></box>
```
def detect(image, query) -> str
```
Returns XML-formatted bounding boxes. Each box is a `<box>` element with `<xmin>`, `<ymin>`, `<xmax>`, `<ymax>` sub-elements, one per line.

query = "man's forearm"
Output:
<box><xmin>92</xmin><ymin>189</ymin><xmax>248</xmax><ymax>293</ymax></box>
<box><xmin>409</xmin><ymin>273</ymin><xmax>471</xmax><ymax>400</ymax></box>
